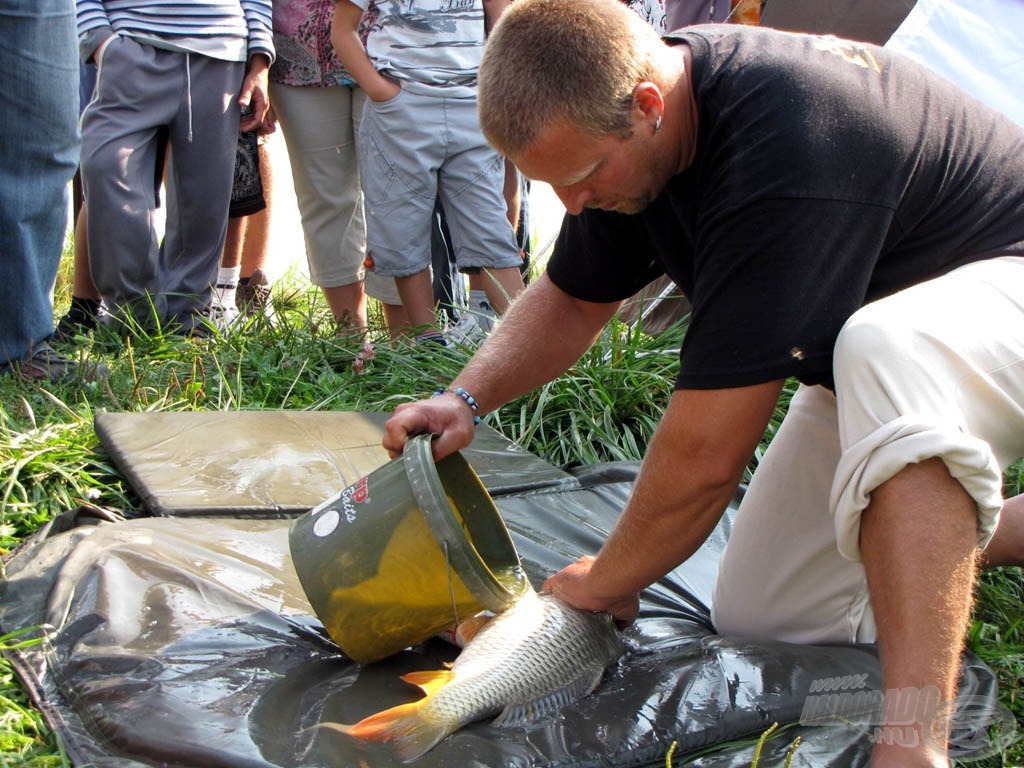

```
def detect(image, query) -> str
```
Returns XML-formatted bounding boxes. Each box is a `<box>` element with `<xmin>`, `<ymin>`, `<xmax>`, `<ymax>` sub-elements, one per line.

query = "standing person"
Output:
<box><xmin>77</xmin><ymin>0</ymin><xmax>274</xmax><ymax>337</ymax></box>
<box><xmin>0</xmin><ymin>0</ymin><xmax>83</xmax><ymax>380</ymax></box>
<box><xmin>332</xmin><ymin>0</ymin><xmax>526</xmax><ymax>346</ymax></box>
<box><xmin>269</xmin><ymin>0</ymin><xmax>406</xmax><ymax>336</ymax></box>
<box><xmin>382</xmin><ymin>0</ymin><xmax>1024</xmax><ymax>764</ymax></box>
<box><xmin>209</xmin><ymin>124</ymin><xmax>277</xmax><ymax>327</ymax></box>
<box><xmin>54</xmin><ymin>60</ymin><xmax>104</xmax><ymax>345</ymax></box>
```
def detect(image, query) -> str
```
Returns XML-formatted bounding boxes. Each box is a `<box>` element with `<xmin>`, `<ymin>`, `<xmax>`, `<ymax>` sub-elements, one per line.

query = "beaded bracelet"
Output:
<box><xmin>433</xmin><ymin>386</ymin><xmax>482</xmax><ymax>425</ymax></box>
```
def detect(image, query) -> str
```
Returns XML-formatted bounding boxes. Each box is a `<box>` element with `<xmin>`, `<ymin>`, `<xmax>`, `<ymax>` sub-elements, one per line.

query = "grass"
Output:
<box><xmin>0</xmin><ymin>247</ymin><xmax>1022</xmax><ymax>766</ymax></box>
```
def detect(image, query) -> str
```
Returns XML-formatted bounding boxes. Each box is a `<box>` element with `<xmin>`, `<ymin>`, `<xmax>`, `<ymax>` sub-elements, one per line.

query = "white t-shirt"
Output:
<box><xmin>353</xmin><ymin>0</ymin><xmax>486</xmax><ymax>98</ymax></box>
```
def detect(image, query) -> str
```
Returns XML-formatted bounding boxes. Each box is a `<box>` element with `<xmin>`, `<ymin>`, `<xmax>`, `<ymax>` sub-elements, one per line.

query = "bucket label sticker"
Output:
<box><xmin>312</xmin><ymin>509</ymin><xmax>340</xmax><ymax>537</ymax></box>
<box><xmin>311</xmin><ymin>477</ymin><xmax>369</xmax><ymax>536</ymax></box>
<box><xmin>351</xmin><ymin>477</ymin><xmax>369</xmax><ymax>504</ymax></box>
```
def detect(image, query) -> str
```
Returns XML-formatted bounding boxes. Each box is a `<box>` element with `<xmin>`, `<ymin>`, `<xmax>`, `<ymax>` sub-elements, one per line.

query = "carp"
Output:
<box><xmin>326</xmin><ymin>588</ymin><xmax>623</xmax><ymax>762</ymax></box>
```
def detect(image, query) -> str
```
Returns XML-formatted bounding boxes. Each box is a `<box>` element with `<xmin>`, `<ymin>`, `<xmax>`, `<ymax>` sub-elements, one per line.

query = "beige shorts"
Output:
<box><xmin>712</xmin><ymin>256</ymin><xmax>1024</xmax><ymax>644</ymax></box>
<box><xmin>270</xmin><ymin>83</ymin><xmax>401</xmax><ymax>305</ymax></box>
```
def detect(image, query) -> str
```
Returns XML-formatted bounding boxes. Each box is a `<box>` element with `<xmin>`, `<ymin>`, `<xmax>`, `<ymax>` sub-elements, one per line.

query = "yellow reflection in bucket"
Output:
<box><xmin>324</xmin><ymin>498</ymin><xmax>481</xmax><ymax>661</ymax></box>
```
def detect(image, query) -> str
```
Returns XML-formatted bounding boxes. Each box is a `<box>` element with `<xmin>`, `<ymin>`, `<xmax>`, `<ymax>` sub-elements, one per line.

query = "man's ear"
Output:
<box><xmin>633</xmin><ymin>81</ymin><xmax>665</xmax><ymax>129</ymax></box>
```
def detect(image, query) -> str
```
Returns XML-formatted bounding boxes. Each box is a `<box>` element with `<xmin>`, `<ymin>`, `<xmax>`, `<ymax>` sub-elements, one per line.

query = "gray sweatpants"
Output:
<box><xmin>81</xmin><ymin>36</ymin><xmax>244</xmax><ymax>333</ymax></box>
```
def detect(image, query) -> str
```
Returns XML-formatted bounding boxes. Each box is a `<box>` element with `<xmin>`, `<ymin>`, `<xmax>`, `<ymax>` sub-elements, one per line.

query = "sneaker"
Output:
<box><xmin>53</xmin><ymin>296</ymin><xmax>104</xmax><ymax>345</ymax></box>
<box><xmin>444</xmin><ymin>303</ymin><xmax>495</xmax><ymax>348</ymax></box>
<box><xmin>1</xmin><ymin>342</ymin><xmax>107</xmax><ymax>383</ymax></box>
<box><xmin>199</xmin><ymin>302</ymin><xmax>242</xmax><ymax>335</ymax></box>
<box><xmin>237</xmin><ymin>268</ymin><xmax>275</xmax><ymax>321</ymax></box>
<box><xmin>415</xmin><ymin>330</ymin><xmax>451</xmax><ymax>348</ymax></box>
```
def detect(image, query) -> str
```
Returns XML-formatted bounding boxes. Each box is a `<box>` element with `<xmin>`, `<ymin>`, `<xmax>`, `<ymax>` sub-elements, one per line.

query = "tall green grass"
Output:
<box><xmin>1</xmin><ymin>274</ymin><xmax>1021</xmax><ymax>766</ymax></box>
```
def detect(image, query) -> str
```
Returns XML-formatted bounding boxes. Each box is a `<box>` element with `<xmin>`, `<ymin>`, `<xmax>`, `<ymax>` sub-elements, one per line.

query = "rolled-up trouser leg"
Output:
<box><xmin>831</xmin><ymin>256</ymin><xmax>1024</xmax><ymax>564</ymax></box>
<box><xmin>713</xmin><ymin>256</ymin><xmax>1024</xmax><ymax>644</ymax></box>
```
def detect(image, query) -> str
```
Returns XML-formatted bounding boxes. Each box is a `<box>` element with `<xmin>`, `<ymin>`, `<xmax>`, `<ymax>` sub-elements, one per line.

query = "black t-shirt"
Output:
<box><xmin>546</xmin><ymin>26</ymin><xmax>1024</xmax><ymax>389</ymax></box>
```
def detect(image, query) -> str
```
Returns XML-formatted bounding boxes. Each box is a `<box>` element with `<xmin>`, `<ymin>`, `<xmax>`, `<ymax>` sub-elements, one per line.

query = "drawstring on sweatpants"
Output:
<box><xmin>185</xmin><ymin>52</ymin><xmax>194</xmax><ymax>143</ymax></box>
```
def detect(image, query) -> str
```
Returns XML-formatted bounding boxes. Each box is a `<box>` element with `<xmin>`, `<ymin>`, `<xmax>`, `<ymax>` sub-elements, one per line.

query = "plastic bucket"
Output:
<box><xmin>288</xmin><ymin>434</ymin><xmax>529</xmax><ymax>664</ymax></box>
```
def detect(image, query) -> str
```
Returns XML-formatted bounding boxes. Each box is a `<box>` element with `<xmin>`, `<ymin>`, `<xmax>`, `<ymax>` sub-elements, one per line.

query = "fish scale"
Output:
<box><xmin>329</xmin><ymin>587</ymin><xmax>624</xmax><ymax>762</ymax></box>
<box><xmin>427</xmin><ymin>595</ymin><xmax>609</xmax><ymax>717</ymax></box>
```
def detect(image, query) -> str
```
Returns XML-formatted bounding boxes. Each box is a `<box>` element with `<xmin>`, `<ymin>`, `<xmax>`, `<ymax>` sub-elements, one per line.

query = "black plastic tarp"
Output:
<box><xmin>0</xmin><ymin>412</ymin><xmax>999</xmax><ymax>767</ymax></box>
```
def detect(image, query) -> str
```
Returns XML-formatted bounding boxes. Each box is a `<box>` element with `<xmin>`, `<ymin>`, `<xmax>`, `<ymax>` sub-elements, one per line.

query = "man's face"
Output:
<box><xmin>511</xmin><ymin>117</ymin><xmax>668</xmax><ymax>216</ymax></box>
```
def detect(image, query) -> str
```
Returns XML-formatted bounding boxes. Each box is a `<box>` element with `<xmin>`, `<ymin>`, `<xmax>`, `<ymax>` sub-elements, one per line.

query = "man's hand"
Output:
<box><xmin>239</xmin><ymin>53</ymin><xmax>271</xmax><ymax>132</ymax></box>
<box><xmin>542</xmin><ymin>555</ymin><xmax>640</xmax><ymax>626</ymax></box>
<box><xmin>258</xmin><ymin>103</ymin><xmax>278</xmax><ymax>136</ymax></box>
<box><xmin>382</xmin><ymin>394</ymin><xmax>479</xmax><ymax>460</ymax></box>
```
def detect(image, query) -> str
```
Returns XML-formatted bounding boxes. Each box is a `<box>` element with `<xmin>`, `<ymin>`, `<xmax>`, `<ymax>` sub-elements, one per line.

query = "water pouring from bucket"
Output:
<box><xmin>288</xmin><ymin>434</ymin><xmax>530</xmax><ymax>664</ymax></box>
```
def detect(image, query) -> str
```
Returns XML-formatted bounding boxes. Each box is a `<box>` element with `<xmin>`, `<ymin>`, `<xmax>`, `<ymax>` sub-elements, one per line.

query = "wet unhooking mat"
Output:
<box><xmin>0</xmin><ymin>411</ymin><xmax>1000</xmax><ymax>767</ymax></box>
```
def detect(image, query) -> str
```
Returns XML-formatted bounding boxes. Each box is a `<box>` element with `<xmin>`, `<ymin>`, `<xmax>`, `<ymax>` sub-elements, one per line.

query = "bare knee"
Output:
<box><xmin>979</xmin><ymin>493</ymin><xmax>1024</xmax><ymax>568</ymax></box>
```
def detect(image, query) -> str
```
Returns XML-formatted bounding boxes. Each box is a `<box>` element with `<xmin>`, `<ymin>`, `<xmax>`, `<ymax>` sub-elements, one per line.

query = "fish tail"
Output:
<box><xmin>342</xmin><ymin>695</ymin><xmax>455</xmax><ymax>763</ymax></box>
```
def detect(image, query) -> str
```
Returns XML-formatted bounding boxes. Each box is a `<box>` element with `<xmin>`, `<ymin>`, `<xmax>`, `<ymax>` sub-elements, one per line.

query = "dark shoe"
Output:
<box><xmin>237</xmin><ymin>268</ymin><xmax>275</xmax><ymax>320</ymax></box>
<box><xmin>2</xmin><ymin>343</ymin><xmax>107</xmax><ymax>383</ymax></box>
<box><xmin>53</xmin><ymin>296</ymin><xmax>103</xmax><ymax>344</ymax></box>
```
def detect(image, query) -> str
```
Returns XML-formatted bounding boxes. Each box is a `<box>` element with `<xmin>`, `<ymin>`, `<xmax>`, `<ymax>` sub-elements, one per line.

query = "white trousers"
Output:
<box><xmin>712</xmin><ymin>256</ymin><xmax>1024</xmax><ymax>644</ymax></box>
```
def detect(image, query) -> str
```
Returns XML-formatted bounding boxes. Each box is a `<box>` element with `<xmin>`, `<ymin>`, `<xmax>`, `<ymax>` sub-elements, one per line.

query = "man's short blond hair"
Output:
<box><xmin>479</xmin><ymin>0</ymin><xmax>665</xmax><ymax>157</ymax></box>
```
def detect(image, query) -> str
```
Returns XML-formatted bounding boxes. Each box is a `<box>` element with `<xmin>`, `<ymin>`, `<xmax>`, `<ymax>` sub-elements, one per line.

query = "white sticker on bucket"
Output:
<box><xmin>312</xmin><ymin>509</ymin><xmax>340</xmax><ymax>537</ymax></box>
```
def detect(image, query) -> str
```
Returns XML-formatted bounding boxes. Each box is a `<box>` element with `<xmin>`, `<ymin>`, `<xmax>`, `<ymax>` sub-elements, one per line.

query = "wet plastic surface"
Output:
<box><xmin>94</xmin><ymin>411</ymin><xmax>578</xmax><ymax>516</ymax></box>
<box><xmin>0</xmin><ymin>414</ymin><xmax>999</xmax><ymax>767</ymax></box>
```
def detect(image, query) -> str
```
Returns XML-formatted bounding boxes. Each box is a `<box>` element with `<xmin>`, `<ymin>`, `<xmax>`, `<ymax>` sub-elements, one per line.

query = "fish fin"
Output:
<box><xmin>314</xmin><ymin>721</ymin><xmax>355</xmax><ymax>737</ymax></box>
<box><xmin>335</xmin><ymin>701</ymin><xmax>454</xmax><ymax>763</ymax></box>
<box><xmin>492</xmin><ymin>668</ymin><xmax>605</xmax><ymax>728</ymax></box>
<box><xmin>455</xmin><ymin>613</ymin><xmax>494</xmax><ymax>646</ymax></box>
<box><xmin>401</xmin><ymin>669</ymin><xmax>454</xmax><ymax>696</ymax></box>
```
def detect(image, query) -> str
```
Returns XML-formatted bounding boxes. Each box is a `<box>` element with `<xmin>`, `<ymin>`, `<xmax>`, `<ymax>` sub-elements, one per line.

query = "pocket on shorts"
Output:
<box><xmin>360</xmin><ymin>123</ymin><xmax>401</xmax><ymax>208</ymax></box>
<box><xmin>366</xmin><ymin>85</ymin><xmax>405</xmax><ymax>109</ymax></box>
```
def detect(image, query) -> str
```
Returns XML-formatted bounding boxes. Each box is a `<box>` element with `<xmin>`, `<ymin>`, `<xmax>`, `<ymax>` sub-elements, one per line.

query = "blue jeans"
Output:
<box><xmin>0</xmin><ymin>0</ymin><xmax>79</xmax><ymax>365</ymax></box>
